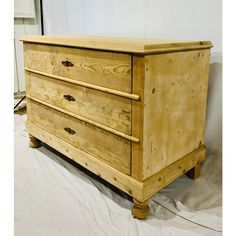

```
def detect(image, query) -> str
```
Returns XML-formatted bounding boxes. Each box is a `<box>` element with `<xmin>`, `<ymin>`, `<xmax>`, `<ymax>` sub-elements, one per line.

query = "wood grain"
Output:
<box><xmin>25</xmin><ymin>68</ymin><xmax>139</xmax><ymax>100</ymax></box>
<box><xmin>27</xmin><ymin>99</ymin><xmax>131</xmax><ymax>174</ymax></box>
<box><xmin>26</xmin><ymin>121</ymin><xmax>143</xmax><ymax>200</ymax></box>
<box><xmin>26</xmin><ymin>120</ymin><xmax>205</xmax><ymax>203</ymax></box>
<box><xmin>21</xmin><ymin>35</ymin><xmax>213</xmax><ymax>54</ymax></box>
<box><xmin>23</xmin><ymin>36</ymin><xmax>212</xmax><ymax>219</ymax></box>
<box><xmin>26</xmin><ymin>70</ymin><xmax>132</xmax><ymax>135</ymax></box>
<box><xmin>23</xmin><ymin>43</ymin><xmax>132</xmax><ymax>93</ymax></box>
<box><xmin>131</xmin><ymin>56</ymin><xmax>145</xmax><ymax>180</ymax></box>
<box><xmin>27</xmin><ymin>95</ymin><xmax>139</xmax><ymax>143</ymax></box>
<box><xmin>142</xmin><ymin>50</ymin><xmax>210</xmax><ymax>179</ymax></box>
<box><xmin>142</xmin><ymin>145</ymin><xmax>206</xmax><ymax>201</ymax></box>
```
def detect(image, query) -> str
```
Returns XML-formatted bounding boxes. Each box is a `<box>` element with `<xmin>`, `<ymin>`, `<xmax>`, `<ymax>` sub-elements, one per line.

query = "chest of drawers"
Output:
<box><xmin>21</xmin><ymin>35</ymin><xmax>212</xmax><ymax>219</ymax></box>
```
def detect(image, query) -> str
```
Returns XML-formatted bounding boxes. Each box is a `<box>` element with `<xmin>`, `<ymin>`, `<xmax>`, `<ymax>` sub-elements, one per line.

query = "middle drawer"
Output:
<box><xmin>26</xmin><ymin>71</ymin><xmax>131</xmax><ymax>135</ymax></box>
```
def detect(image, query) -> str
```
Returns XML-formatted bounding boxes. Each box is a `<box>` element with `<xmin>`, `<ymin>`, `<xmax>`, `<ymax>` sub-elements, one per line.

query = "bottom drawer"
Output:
<box><xmin>27</xmin><ymin>99</ymin><xmax>131</xmax><ymax>174</ymax></box>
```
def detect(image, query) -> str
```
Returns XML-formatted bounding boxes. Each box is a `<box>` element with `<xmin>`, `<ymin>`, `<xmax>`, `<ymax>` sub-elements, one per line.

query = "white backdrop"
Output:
<box><xmin>42</xmin><ymin>0</ymin><xmax>222</xmax><ymax>156</ymax></box>
<box><xmin>15</xmin><ymin>1</ymin><xmax>222</xmax><ymax>235</ymax></box>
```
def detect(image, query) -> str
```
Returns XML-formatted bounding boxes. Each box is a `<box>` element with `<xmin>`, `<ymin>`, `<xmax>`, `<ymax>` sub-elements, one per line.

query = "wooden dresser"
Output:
<box><xmin>21</xmin><ymin>35</ymin><xmax>212</xmax><ymax>219</ymax></box>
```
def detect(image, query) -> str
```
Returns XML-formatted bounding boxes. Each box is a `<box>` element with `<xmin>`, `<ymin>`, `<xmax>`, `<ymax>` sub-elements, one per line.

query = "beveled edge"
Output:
<box><xmin>20</xmin><ymin>35</ymin><xmax>213</xmax><ymax>54</ymax></box>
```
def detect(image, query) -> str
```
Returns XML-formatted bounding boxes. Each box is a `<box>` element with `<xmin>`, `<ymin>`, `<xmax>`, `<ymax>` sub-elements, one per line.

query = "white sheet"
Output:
<box><xmin>14</xmin><ymin>114</ymin><xmax>222</xmax><ymax>236</ymax></box>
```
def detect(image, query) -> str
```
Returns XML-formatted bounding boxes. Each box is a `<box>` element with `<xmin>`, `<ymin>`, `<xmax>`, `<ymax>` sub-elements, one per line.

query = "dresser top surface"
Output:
<box><xmin>21</xmin><ymin>35</ymin><xmax>213</xmax><ymax>54</ymax></box>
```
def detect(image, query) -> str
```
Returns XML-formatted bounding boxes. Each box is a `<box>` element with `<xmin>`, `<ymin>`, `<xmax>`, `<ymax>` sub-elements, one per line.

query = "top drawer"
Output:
<box><xmin>23</xmin><ymin>43</ymin><xmax>132</xmax><ymax>93</ymax></box>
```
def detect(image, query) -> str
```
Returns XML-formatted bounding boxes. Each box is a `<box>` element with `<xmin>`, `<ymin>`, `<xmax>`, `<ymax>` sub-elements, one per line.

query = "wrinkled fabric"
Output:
<box><xmin>14</xmin><ymin>114</ymin><xmax>222</xmax><ymax>236</ymax></box>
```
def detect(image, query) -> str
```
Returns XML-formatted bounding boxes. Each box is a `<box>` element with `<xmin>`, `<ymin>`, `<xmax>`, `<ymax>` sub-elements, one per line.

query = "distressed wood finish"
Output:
<box><xmin>26</xmin><ymin>121</ymin><xmax>143</xmax><ymax>200</ymax></box>
<box><xmin>21</xmin><ymin>35</ymin><xmax>213</xmax><ymax>54</ymax></box>
<box><xmin>23</xmin><ymin>43</ymin><xmax>132</xmax><ymax>93</ymax></box>
<box><xmin>25</xmin><ymin>70</ymin><xmax>131</xmax><ymax>135</ymax></box>
<box><xmin>23</xmin><ymin>36</ymin><xmax>212</xmax><ymax>219</ymax></box>
<box><xmin>24</xmin><ymin>68</ymin><xmax>139</xmax><ymax>100</ymax></box>
<box><xmin>142</xmin><ymin>50</ymin><xmax>210</xmax><ymax>180</ymax></box>
<box><xmin>27</xmin><ymin>95</ymin><xmax>139</xmax><ymax>143</ymax></box>
<box><xmin>131</xmin><ymin>56</ymin><xmax>145</xmax><ymax>181</ymax></box>
<box><xmin>25</xmin><ymin>122</ymin><xmax>205</xmax><ymax>203</ymax></box>
<box><xmin>142</xmin><ymin>145</ymin><xmax>206</xmax><ymax>201</ymax></box>
<box><xmin>27</xmin><ymin>99</ymin><xmax>131</xmax><ymax>174</ymax></box>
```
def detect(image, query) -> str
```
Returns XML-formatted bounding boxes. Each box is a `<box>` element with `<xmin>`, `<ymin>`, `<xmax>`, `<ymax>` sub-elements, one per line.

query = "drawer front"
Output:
<box><xmin>24</xmin><ymin>43</ymin><xmax>132</xmax><ymax>93</ymax></box>
<box><xmin>26</xmin><ymin>71</ymin><xmax>131</xmax><ymax>135</ymax></box>
<box><xmin>27</xmin><ymin>99</ymin><xmax>131</xmax><ymax>174</ymax></box>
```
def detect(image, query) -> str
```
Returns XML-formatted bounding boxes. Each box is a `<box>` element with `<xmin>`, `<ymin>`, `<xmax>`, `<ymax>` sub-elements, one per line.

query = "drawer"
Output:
<box><xmin>26</xmin><ymin>71</ymin><xmax>131</xmax><ymax>135</ymax></box>
<box><xmin>27</xmin><ymin>99</ymin><xmax>131</xmax><ymax>174</ymax></box>
<box><xmin>23</xmin><ymin>43</ymin><xmax>132</xmax><ymax>93</ymax></box>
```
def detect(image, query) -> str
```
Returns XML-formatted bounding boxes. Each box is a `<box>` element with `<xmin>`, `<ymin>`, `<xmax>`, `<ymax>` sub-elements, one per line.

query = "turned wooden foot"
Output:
<box><xmin>132</xmin><ymin>199</ymin><xmax>149</xmax><ymax>220</ymax></box>
<box><xmin>29</xmin><ymin>134</ymin><xmax>41</xmax><ymax>148</ymax></box>
<box><xmin>186</xmin><ymin>162</ymin><xmax>201</xmax><ymax>180</ymax></box>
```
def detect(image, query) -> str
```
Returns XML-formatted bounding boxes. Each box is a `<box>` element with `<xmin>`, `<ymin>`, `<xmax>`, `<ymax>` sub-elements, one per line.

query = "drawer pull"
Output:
<box><xmin>64</xmin><ymin>127</ymin><xmax>76</xmax><ymax>135</ymax></box>
<box><xmin>61</xmin><ymin>60</ymin><xmax>74</xmax><ymax>67</ymax></box>
<box><xmin>63</xmin><ymin>94</ymin><xmax>76</xmax><ymax>101</ymax></box>
<box><xmin>25</xmin><ymin>68</ymin><xmax>140</xmax><ymax>100</ymax></box>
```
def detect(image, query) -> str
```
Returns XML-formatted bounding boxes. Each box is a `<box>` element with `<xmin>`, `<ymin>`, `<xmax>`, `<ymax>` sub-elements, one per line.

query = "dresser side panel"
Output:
<box><xmin>143</xmin><ymin>50</ymin><xmax>210</xmax><ymax>179</ymax></box>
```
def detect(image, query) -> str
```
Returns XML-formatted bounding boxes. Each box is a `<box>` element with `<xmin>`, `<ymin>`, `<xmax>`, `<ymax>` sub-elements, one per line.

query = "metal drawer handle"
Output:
<box><xmin>63</xmin><ymin>94</ymin><xmax>76</xmax><ymax>102</ymax></box>
<box><xmin>64</xmin><ymin>127</ymin><xmax>76</xmax><ymax>135</ymax></box>
<box><xmin>61</xmin><ymin>60</ymin><xmax>74</xmax><ymax>67</ymax></box>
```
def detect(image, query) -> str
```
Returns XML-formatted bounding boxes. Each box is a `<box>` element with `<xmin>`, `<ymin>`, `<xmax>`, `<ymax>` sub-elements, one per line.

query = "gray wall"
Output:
<box><xmin>14</xmin><ymin>0</ymin><xmax>42</xmax><ymax>93</ymax></box>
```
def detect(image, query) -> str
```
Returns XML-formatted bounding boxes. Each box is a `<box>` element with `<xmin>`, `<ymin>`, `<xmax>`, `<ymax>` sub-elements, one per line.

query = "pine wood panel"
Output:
<box><xmin>24</xmin><ymin>68</ymin><xmax>139</xmax><ymax>100</ymax></box>
<box><xmin>27</xmin><ymin>99</ymin><xmax>131</xmax><ymax>174</ymax></box>
<box><xmin>26</xmin><ymin>121</ymin><xmax>143</xmax><ymax>200</ymax></box>
<box><xmin>27</xmin><ymin>95</ymin><xmax>139</xmax><ymax>143</ymax></box>
<box><xmin>131</xmin><ymin>56</ymin><xmax>145</xmax><ymax>181</ymax></box>
<box><xmin>23</xmin><ymin>43</ymin><xmax>132</xmax><ymax>93</ymax></box>
<box><xmin>26</xmin><ymin>121</ymin><xmax>205</xmax><ymax>203</ymax></box>
<box><xmin>21</xmin><ymin>35</ymin><xmax>213</xmax><ymax>54</ymax></box>
<box><xmin>26</xmin><ymin>71</ymin><xmax>131</xmax><ymax>135</ymax></box>
<box><xmin>142</xmin><ymin>145</ymin><xmax>206</xmax><ymax>201</ymax></box>
<box><xmin>23</xmin><ymin>36</ymin><xmax>212</xmax><ymax>219</ymax></box>
<box><xmin>142</xmin><ymin>50</ymin><xmax>210</xmax><ymax>179</ymax></box>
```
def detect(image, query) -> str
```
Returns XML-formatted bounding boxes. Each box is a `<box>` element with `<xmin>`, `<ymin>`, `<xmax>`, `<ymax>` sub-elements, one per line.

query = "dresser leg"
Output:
<box><xmin>186</xmin><ymin>162</ymin><xmax>201</xmax><ymax>180</ymax></box>
<box><xmin>132</xmin><ymin>198</ymin><xmax>149</xmax><ymax>219</ymax></box>
<box><xmin>29</xmin><ymin>134</ymin><xmax>41</xmax><ymax>148</ymax></box>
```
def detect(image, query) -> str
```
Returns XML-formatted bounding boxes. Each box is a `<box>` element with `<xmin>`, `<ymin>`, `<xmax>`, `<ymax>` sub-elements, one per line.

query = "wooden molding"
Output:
<box><xmin>25</xmin><ymin>67</ymin><xmax>140</xmax><ymax>101</ymax></box>
<box><xmin>27</xmin><ymin>95</ymin><xmax>140</xmax><ymax>143</ymax></box>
